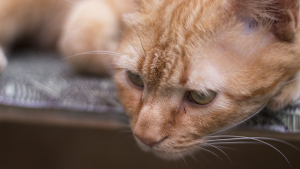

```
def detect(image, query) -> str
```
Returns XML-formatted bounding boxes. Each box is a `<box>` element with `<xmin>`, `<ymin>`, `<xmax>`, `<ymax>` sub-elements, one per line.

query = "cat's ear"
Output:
<box><xmin>122</xmin><ymin>0</ymin><xmax>151</xmax><ymax>24</ymax></box>
<box><xmin>236</xmin><ymin>0</ymin><xmax>299</xmax><ymax>42</ymax></box>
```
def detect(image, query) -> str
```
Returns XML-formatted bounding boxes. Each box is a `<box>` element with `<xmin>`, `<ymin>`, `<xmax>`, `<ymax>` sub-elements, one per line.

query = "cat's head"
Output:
<box><xmin>113</xmin><ymin>0</ymin><xmax>300</xmax><ymax>159</ymax></box>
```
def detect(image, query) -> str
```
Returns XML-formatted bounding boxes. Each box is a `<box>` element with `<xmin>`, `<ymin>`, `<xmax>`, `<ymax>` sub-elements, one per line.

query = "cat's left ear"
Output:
<box><xmin>236</xmin><ymin>0</ymin><xmax>299</xmax><ymax>42</ymax></box>
<box><xmin>121</xmin><ymin>0</ymin><xmax>151</xmax><ymax>25</ymax></box>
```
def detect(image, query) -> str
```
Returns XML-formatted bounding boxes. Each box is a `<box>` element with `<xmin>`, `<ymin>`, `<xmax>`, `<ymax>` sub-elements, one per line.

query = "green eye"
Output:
<box><xmin>127</xmin><ymin>71</ymin><xmax>144</xmax><ymax>88</ymax></box>
<box><xmin>187</xmin><ymin>90</ymin><xmax>217</xmax><ymax>105</ymax></box>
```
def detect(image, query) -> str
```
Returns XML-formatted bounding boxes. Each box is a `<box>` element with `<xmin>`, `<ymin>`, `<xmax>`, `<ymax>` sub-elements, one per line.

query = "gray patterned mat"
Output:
<box><xmin>0</xmin><ymin>51</ymin><xmax>299</xmax><ymax>132</ymax></box>
<box><xmin>0</xmin><ymin>51</ymin><xmax>123</xmax><ymax>113</ymax></box>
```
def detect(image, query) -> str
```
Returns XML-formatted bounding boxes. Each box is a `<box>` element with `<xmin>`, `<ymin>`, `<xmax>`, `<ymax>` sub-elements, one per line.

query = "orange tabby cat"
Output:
<box><xmin>0</xmin><ymin>0</ymin><xmax>299</xmax><ymax>159</ymax></box>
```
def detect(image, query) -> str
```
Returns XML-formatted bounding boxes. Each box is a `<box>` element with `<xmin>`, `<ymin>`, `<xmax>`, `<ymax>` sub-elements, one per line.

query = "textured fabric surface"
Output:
<box><xmin>0</xmin><ymin>51</ymin><xmax>123</xmax><ymax>114</ymax></box>
<box><xmin>0</xmin><ymin>51</ymin><xmax>299</xmax><ymax>132</ymax></box>
<box><xmin>241</xmin><ymin>103</ymin><xmax>300</xmax><ymax>132</ymax></box>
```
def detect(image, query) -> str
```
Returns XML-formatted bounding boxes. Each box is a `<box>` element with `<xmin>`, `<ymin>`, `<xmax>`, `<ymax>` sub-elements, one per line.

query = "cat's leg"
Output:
<box><xmin>60</xmin><ymin>0</ymin><xmax>121</xmax><ymax>76</ymax></box>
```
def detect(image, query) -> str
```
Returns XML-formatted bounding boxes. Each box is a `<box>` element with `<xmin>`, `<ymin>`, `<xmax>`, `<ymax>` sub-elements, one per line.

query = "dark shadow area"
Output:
<box><xmin>0</xmin><ymin>122</ymin><xmax>299</xmax><ymax>169</ymax></box>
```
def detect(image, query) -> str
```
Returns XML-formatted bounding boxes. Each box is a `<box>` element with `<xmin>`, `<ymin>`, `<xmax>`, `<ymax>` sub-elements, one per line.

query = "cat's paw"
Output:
<box><xmin>59</xmin><ymin>0</ymin><xmax>120</xmax><ymax>76</ymax></box>
<box><xmin>0</xmin><ymin>47</ymin><xmax>7</xmax><ymax>74</ymax></box>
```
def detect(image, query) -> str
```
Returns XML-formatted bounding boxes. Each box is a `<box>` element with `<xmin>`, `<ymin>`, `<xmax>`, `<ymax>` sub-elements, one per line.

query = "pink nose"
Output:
<box><xmin>134</xmin><ymin>133</ymin><xmax>166</xmax><ymax>148</ymax></box>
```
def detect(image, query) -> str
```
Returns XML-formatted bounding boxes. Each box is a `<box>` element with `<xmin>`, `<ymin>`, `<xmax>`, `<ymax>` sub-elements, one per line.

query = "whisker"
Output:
<box><xmin>184</xmin><ymin>148</ymin><xmax>196</xmax><ymax>162</ymax></box>
<box><xmin>255</xmin><ymin>139</ymin><xmax>292</xmax><ymax>168</ymax></box>
<box><xmin>126</xmin><ymin>15</ymin><xmax>146</xmax><ymax>56</ymax></box>
<box><xmin>254</xmin><ymin>137</ymin><xmax>300</xmax><ymax>151</ymax></box>
<box><xmin>210</xmin><ymin>145</ymin><xmax>236</xmax><ymax>151</ymax></box>
<box><xmin>282</xmin><ymin>76</ymin><xmax>300</xmax><ymax>85</ymax></box>
<box><xmin>203</xmin><ymin>143</ymin><xmax>233</xmax><ymax>164</ymax></box>
<box><xmin>207</xmin><ymin>135</ymin><xmax>299</xmax><ymax>151</ymax></box>
<box><xmin>209</xmin><ymin>102</ymin><xmax>267</xmax><ymax>135</ymax></box>
<box><xmin>63</xmin><ymin>51</ymin><xmax>123</xmax><ymax>60</ymax></box>
<box><xmin>178</xmin><ymin>153</ymin><xmax>187</xmax><ymax>168</ymax></box>
<box><xmin>117</xmin><ymin>28</ymin><xmax>142</xmax><ymax>57</ymax></box>
<box><xmin>207</xmin><ymin>137</ymin><xmax>255</xmax><ymax>143</ymax></box>
<box><xmin>195</xmin><ymin>146</ymin><xmax>224</xmax><ymax>162</ymax></box>
<box><xmin>64</xmin><ymin>0</ymin><xmax>142</xmax><ymax>57</ymax></box>
<box><xmin>209</xmin><ymin>141</ymin><xmax>259</xmax><ymax>145</ymax></box>
<box><xmin>207</xmin><ymin>135</ymin><xmax>292</xmax><ymax>167</ymax></box>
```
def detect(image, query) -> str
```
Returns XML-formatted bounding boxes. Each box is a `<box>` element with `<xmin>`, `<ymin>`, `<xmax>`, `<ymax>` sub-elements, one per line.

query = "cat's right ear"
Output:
<box><xmin>235</xmin><ymin>0</ymin><xmax>299</xmax><ymax>42</ymax></box>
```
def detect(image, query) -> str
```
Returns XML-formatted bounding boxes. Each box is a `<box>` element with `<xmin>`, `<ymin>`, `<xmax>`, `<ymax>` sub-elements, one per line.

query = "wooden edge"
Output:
<box><xmin>1</xmin><ymin>104</ymin><xmax>299</xmax><ymax>142</ymax></box>
<box><xmin>0</xmin><ymin>105</ymin><xmax>129</xmax><ymax>130</ymax></box>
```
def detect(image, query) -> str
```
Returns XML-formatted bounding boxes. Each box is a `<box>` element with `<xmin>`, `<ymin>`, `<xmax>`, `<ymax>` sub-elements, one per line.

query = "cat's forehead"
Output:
<box><xmin>135</xmin><ymin>46</ymin><xmax>225</xmax><ymax>92</ymax></box>
<box><xmin>118</xmin><ymin>0</ymin><xmax>265</xmax><ymax>91</ymax></box>
<box><xmin>127</xmin><ymin>0</ymin><xmax>233</xmax><ymax>88</ymax></box>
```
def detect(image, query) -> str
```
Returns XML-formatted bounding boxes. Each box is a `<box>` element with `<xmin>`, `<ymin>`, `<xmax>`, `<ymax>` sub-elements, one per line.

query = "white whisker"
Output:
<box><xmin>207</xmin><ymin>135</ymin><xmax>292</xmax><ymax>167</ymax></box>
<box><xmin>203</xmin><ymin>143</ymin><xmax>232</xmax><ymax>164</ymax></box>
<box><xmin>126</xmin><ymin>15</ymin><xmax>146</xmax><ymax>56</ymax></box>
<box><xmin>184</xmin><ymin>148</ymin><xmax>196</xmax><ymax>162</ymax></box>
<box><xmin>254</xmin><ymin>137</ymin><xmax>300</xmax><ymax>151</ymax></box>
<box><xmin>196</xmin><ymin>146</ymin><xmax>224</xmax><ymax>162</ymax></box>
<box><xmin>178</xmin><ymin>153</ymin><xmax>187</xmax><ymax>168</ymax></box>
<box><xmin>63</xmin><ymin>51</ymin><xmax>123</xmax><ymax>61</ymax></box>
<box><xmin>283</xmin><ymin>77</ymin><xmax>300</xmax><ymax>85</ymax></box>
<box><xmin>64</xmin><ymin>0</ymin><xmax>142</xmax><ymax>57</ymax></box>
<box><xmin>207</xmin><ymin>135</ymin><xmax>299</xmax><ymax>150</ymax></box>
<box><xmin>209</xmin><ymin>141</ymin><xmax>259</xmax><ymax>145</ymax></box>
<box><xmin>209</xmin><ymin>102</ymin><xmax>267</xmax><ymax>135</ymax></box>
<box><xmin>207</xmin><ymin>137</ymin><xmax>254</xmax><ymax>143</ymax></box>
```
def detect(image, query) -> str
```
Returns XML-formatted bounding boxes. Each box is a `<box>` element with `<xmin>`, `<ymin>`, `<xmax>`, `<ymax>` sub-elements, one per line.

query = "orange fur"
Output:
<box><xmin>0</xmin><ymin>0</ymin><xmax>300</xmax><ymax>159</ymax></box>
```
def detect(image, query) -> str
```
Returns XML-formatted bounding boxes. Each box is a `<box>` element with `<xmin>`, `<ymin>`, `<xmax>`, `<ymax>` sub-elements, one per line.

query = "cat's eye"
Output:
<box><xmin>187</xmin><ymin>90</ymin><xmax>217</xmax><ymax>105</ymax></box>
<box><xmin>127</xmin><ymin>71</ymin><xmax>144</xmax><ymax>88</ymax></box>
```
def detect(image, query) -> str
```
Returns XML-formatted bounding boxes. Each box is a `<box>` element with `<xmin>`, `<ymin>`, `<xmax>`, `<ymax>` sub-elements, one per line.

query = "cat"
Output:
<box><xmin>0</xmin><ymin>0</ymin><xmax>299</xmax><ymax>160</ymax></box>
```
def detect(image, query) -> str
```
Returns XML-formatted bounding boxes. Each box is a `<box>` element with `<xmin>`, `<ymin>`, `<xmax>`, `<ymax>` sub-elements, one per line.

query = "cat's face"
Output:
<box><xmin>113</xmin><ymin>0</ymin><xmax>300</xmax><ymax>159</ymax></box>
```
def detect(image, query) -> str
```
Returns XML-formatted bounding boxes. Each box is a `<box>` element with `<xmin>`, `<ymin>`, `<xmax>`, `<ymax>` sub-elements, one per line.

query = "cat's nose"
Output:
<box><xmin>134</xmin><ymin>132</ymin><xmax>166</xmax><ymax>148</ymax></box>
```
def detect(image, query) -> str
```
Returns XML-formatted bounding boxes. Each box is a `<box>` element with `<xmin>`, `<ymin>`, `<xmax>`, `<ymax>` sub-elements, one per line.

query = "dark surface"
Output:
<box><xmin>0</xmin><ymin>122</ymin><xmax>299</xmax><ymax>169</ymax></box>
